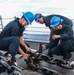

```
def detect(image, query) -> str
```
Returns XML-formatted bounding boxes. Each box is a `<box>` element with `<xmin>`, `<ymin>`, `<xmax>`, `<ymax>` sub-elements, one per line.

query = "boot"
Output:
<box><xmin>63</xmin><ymin>52</ymin><xmax>72</xmax><ymax>61</ymax></box>
<box><xmin>6</xmin><ymin>54</ymin><xmax>18</xmax><ymax>66</ymax></box>
<box><xmin>10</xmin><ymin>57</ymin><xmax>18</xmax><ymax>66</ymax></box>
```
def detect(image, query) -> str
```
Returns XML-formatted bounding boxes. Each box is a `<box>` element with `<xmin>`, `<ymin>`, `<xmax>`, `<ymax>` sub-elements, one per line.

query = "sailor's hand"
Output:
<box><xmin>23</xmin><ymin>53</ymin><xmax>29</xmax><ymax>60</ymax></box>
<box><xmin>26</xmin><ymin>46</ymin><xmax>31</xmax><ymax>52</ymax></box>
<box><xmin>52</xmin><ymin>35</ymin><xmax>61</xmax><ymax>40</ymax></box>
<box><xmin>41</xmin><ymin>44</ymin><xmax>46</xmax><ymax>49</ymax></box>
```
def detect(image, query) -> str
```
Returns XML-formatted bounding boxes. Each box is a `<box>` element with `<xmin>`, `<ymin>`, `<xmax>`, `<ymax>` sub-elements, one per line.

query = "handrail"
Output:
<box><xmin>0</xmin><ymin>16</ymin><xmax>16</xmax><ymax>29</ymax></box>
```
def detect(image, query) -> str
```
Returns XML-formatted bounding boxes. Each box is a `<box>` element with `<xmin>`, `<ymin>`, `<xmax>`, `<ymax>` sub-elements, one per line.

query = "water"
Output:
<box><xmin>0</xmin><ymin>0</ymin><xmax>74</xmax><ymax>24</ymax></box>
<box><xmin>0</xmin><ymin>0</ymin><xmax>74</xmax><ymax>17</ymax></box>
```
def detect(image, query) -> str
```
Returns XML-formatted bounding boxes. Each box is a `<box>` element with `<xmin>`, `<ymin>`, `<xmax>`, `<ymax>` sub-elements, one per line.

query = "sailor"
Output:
<box><xmin>35</xmin><ymin>13</ymin><xmax>73</xmax><ymax>40</ymax></box>
<box><xmin>0</xmin><ymin>11</ymin><xmax>35</xmax><ymax>65</ymax></box>
<box><xmin>41</xmin><ymin>16</ymin><xmax>74</xmax><ymax>61</ymax></box>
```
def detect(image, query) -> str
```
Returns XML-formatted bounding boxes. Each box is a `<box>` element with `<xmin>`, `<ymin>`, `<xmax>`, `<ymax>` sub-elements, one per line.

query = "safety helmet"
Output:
<box><xmin>35</xmin><ymin>13</ymin><xmax>41</xmax><ymax>22</ymax></box>
<box><xmin>22</xmin><ymin>12</ymin><xmax>35</xmax><ymax>24</ymax></box>
<box><xmin>50</xmin><ymin>16</ymin><xmax>63</xmax><ymax>28</ymax></box>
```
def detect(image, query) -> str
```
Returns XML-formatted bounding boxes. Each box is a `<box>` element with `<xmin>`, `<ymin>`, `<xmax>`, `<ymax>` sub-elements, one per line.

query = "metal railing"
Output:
<box><xmin>0</xmin><ymin>16</ymin><xmax>16</xmax><ymax>33</ymax></box>
<box><xmin>0</xmin><ymin>16</ymin><xmax>3</xmax><ymax>29</ymax></box>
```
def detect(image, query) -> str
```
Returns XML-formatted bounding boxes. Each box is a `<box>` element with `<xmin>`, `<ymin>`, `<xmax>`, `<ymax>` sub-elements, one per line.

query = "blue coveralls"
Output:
<box><xmin>43</xmin><ymin>14</ymin><xmax>73</xmax><ymax>56</ymax></box>
<box><xmin>0</xmin><ymin>18</ymin><xmax>29</xmax><ymax>57</ymax></box>
<box><xmin>46</xmin><ymin>25</ymin><xmax>74</xmax><ymax>56</ymax></box>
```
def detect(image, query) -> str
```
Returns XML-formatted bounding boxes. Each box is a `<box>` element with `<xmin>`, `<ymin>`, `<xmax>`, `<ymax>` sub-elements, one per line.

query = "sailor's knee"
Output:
<box><xmin>13</xmin><ymin>37</ymin><xmax>20</xmax><ymax>43</ymax></box>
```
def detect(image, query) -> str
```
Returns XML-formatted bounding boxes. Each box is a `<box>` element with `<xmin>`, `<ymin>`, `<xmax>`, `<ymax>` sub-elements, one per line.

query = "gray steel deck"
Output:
<box><xmin>15</xmin><ymin>42</ymin><xmax>74</xmax><ymax>75</ymax></box>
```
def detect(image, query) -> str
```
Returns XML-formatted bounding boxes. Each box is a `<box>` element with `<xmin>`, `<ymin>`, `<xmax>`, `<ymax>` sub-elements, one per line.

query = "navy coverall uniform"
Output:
<box><xmin>0</xmin><ymin>18</ymin><xmax>29</xmax><ymax>57</ymax></box>
<box><xmin>46</xmin><ymin>25</ymin><xmax>74</xmax><ymax>56</ymax></box>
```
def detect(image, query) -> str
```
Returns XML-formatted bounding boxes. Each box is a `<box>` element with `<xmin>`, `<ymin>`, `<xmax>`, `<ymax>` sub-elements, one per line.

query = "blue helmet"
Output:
<box><xmin>50</xmin><ymin>16</ymin><xmax>63</xmax><ymax>28</ymax></box>
<box><xmin>22</xmin><ymin>12</ymin><xmax>35</xmax><ymax>24</ymax></box>
<box><xmin>35</xmin><ymin>13</ymin><xmax>41</xmax><ymax>22</ymax></box>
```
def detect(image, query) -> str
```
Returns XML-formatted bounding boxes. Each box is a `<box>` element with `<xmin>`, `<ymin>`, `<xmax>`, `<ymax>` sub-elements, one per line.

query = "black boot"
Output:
<box><xmin>63</xmin><ymin>52</ymin><xmax>72</xmax><ymax>61</ymax></box>
<box><xmin>10</xmin><ymin>57</ymin><xmax>17</xmax><ymax>66</ymax></box>
<box><xmin>6</xmin><ymin>54</ymin><xmax>18</xmax><ymax>66</ymax></box>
